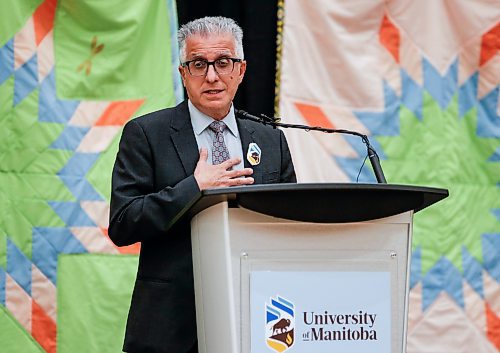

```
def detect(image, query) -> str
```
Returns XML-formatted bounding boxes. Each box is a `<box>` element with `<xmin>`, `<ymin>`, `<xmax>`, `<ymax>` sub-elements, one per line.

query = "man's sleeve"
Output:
<box><xmin>279</xmin><ymin>130</ymin><xmax>297</xmax><ymax>183</ymax></box>
<box><xmin>108</xmin><ymin>119</ymin><xmax>200</xmax><ymax>246</ymax></box>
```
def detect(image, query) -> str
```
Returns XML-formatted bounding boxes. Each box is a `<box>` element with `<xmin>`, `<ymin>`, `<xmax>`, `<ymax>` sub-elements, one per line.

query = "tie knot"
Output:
<box><xmin>209</xmin><ymin>121</ymin><xmax>227</xmax><ymax>134</ymax></box>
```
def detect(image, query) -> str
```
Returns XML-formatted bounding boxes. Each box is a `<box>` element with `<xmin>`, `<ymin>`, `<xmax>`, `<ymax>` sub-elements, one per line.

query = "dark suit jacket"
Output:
<box><xmin>109</xmin><ymin>100</ymin><xmax>296</xmax><ymax>353</ymax></box>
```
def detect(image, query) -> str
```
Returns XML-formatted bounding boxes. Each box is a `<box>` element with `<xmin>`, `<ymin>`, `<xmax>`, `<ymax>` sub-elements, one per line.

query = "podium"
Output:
<box><xmin>182</xmin><ymin>183</ymin><xmax>448</xmax><ymax>353</ymax></box>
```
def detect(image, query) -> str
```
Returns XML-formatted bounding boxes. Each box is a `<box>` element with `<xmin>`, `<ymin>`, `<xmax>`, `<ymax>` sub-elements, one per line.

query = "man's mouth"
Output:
<box><xmin>204</xmin><ymin>89</ymin><xmax>224</xmax><ymax>95</ymax></box>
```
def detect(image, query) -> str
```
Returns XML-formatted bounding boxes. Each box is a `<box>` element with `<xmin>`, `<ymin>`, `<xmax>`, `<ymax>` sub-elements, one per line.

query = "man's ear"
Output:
<box><xmin>238</xmin><ymin>60</ymin><xmax>247</xmax><ymax>82</ymax></box>
<box><xmin>178</xmin><ymin>65</ymin><xmax>187</xmax><ymax>86</ymax></box>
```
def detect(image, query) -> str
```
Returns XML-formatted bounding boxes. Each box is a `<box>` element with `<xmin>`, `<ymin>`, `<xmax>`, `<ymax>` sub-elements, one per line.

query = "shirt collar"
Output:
<box><xmin>188</xmin><ymin>100</ymin><xmax>239</xmax><ymax>138</ymax></box>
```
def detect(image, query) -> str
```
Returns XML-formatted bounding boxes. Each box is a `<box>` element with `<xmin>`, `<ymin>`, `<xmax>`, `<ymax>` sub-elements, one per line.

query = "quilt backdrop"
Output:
<box><xmin>278</xmin><ymin>0</ymin><xmax>499</xmax><ymax>352</ymax></box>
<box><xmin>0</xmin><ymin>0</ymin><xmax>181</xmax><ymax>352</ymax></box>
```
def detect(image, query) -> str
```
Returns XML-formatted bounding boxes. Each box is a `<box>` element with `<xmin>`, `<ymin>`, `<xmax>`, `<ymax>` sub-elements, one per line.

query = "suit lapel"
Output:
<box><xmin>170</xmin><ymin>102</ymin><xmax>199</xmax><ymax>175</ymax></box>
<box><xmin>237</xmin><ymin>118</ymin><xmax>263</xmax><ymax>184</ymax></box>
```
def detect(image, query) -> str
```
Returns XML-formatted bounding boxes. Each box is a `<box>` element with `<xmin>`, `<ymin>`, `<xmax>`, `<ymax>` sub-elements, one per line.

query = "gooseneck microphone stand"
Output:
<box><xmin>235</xmin><ymin>109</ymin><xmax>387</xmax><ymax>184</ymax></box>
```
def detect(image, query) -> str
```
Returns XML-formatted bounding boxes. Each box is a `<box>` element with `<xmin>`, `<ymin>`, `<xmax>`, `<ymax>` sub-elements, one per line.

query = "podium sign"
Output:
<box><xmin>250</xmin><ymin>271</ymin><xmax>391</xmax><ymax>353</ymax></box>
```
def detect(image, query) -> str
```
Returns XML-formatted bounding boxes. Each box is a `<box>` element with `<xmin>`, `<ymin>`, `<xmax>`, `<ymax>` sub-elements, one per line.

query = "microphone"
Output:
<box><xmin>235</xmin><ymin>109</ymin><xmax>387</xmax><ymax>184</ymax></box>
<box><xmin>235</xmin><ymin>109</ymin><xmax>278</xmax><ymax>124</ymax></box>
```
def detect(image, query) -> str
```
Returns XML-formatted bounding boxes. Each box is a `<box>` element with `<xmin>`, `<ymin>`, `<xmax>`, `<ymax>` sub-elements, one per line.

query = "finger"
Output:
<box><xmin>227</xmin><ymin>176</ymin><xmax>254</xmax><ymax>186</ymax></box>
<box><xmin>198</xmin><ymin>148</ymin><xmax>208</xmax><ymax>162</ymax></box>
<box><xmin>220</xmin><ymin>157</ymin><xmax>241</xmax><ymax>169</ymax></box>
<box><xmin>226</xmin><ymin>168</ymin><xmax>253</xmax><ymax>179</ymax></box>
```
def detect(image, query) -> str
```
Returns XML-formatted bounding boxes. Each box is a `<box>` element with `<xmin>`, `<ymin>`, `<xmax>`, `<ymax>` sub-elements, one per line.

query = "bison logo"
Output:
<box><xmin>265</xmin><ymin>296</ymin><xmax>295</xmax><ymax>352</ymax></box>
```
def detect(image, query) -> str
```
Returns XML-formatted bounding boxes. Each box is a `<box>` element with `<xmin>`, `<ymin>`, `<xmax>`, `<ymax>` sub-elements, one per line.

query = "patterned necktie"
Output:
<box><xmin>208</xmin><ymin>121</ymin><xmax>230</xmax><ymax>164</ymax></box>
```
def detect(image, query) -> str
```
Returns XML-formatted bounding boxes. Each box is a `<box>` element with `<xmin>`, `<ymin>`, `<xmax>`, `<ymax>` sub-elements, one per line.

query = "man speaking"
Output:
<box><xmin>109</xmin><ymin>16</ymin><xmax>296</xmax><ymax>353</ymax></box>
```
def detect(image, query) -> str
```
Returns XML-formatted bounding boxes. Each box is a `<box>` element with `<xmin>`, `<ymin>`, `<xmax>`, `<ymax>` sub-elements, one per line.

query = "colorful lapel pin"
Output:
<box><xmin>246</xmin><ymin>142</ymin><xmax>261</xmax><ymax>166</ymax></box>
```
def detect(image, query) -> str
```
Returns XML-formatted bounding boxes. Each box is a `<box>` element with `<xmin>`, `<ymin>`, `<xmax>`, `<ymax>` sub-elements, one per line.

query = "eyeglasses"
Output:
<box><xmin>182</xmin><ymin>57</ymin><xmax>242</xmax><ymax>76</ymax></box>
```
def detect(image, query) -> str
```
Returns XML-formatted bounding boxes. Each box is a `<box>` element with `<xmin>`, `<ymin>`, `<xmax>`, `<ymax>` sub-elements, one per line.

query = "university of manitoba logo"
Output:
<box><xmin>265</xmin><ymin>296</ymin><xmax>295</xmax><ymax>352</ymax></box>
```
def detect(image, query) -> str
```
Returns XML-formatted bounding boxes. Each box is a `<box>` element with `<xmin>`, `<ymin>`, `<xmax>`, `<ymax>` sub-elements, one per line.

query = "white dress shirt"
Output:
<box><xmin>188</xmin><ymin>100</ymin><xmax>244</xmax><ymax>170</ymax></box>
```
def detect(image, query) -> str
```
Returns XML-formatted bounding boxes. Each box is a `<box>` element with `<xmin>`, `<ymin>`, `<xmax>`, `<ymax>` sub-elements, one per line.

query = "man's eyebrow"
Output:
<box><xmin>189</xmin><ymin>51</ymin><xmax>233</xmax><ymax>60</ymax></box>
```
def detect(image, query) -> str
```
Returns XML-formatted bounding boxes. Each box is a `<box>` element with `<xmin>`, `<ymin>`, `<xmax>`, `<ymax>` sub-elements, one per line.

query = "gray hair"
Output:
<box><xmin>177</xmin><ymin>16</ymin><xmax>244</xmax><ymax>62</ymax></box>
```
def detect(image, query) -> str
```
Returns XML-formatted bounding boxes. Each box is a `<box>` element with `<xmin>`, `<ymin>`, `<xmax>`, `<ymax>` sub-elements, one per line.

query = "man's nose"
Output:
<box><xmin>205</xmin><ymin>64</ymin><xmax>219</xmax><ymax>82</ymax></box>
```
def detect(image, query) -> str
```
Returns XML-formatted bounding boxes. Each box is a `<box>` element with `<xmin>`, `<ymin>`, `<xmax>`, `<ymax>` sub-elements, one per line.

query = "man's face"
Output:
<box><xmin>179</xmin><ymin>33</ymin><xmax>246</xmax><ymax>120</ymax></box>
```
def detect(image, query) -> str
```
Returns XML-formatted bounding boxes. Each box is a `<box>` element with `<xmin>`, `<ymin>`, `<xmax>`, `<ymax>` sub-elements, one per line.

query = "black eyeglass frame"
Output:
<box><xmin>181</xmin><ymin>57</ymin><xmax>243</xmax><ymax>76</ymax></box>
